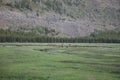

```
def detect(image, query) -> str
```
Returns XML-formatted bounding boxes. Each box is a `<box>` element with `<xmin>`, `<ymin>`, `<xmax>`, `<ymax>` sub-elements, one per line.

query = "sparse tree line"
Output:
<box><xmin>0</xmin><ymin>29</ymin><xmax>120</xmax><ymax>43</ymax></box>
<box><xmin>0</xmin><ymin>0</ymin><xmax>84</xmax><ymax>15</ymax></box>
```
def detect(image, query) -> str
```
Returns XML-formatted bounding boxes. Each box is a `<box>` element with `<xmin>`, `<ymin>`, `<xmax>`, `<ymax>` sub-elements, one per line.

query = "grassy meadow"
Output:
<box><xmin>0</xmin><ymin>43</ymin><xmax>120</xmax><ymax>80</ymax></box>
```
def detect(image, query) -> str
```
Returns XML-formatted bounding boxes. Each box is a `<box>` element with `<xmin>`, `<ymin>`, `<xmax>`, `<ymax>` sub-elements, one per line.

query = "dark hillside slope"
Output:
<box><xmin>0</xmin><ymin>0</ymin><xmax>120</xmax><ymax>37</ymax></box>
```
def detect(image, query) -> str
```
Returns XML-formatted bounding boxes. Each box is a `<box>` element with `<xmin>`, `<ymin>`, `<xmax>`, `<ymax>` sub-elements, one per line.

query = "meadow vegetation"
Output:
<box><xmin>0</xmin><ymin>43</ymin><xmax>120</xmax><ymax>80</ymax></box>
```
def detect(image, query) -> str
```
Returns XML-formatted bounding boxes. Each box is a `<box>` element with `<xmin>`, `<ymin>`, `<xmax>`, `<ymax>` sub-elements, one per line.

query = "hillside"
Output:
<box><xmin>0</xmin><ymin>0</ymin><xmax>120</xmax><ymax>37</ymax></box>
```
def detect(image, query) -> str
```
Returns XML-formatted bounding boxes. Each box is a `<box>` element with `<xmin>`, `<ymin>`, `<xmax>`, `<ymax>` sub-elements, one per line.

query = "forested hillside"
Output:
<box><xmin>0</xmin><ymin>0</ymin><xmax>120</xmax><ymax>37</ymax></box>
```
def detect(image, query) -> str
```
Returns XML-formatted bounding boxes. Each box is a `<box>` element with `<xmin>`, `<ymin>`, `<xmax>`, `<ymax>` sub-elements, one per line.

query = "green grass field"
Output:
<box><xmin>0</xmin><ymin>43</ymin><xmax>120</xmax><ymax>80</ymax></box>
